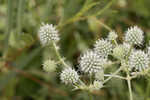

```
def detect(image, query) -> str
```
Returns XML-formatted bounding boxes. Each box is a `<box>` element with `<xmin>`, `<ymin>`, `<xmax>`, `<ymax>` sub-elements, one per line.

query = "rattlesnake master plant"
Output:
<box><xmin>38</xmin><ymin>24</ymin><xmax>150</xmax><ymax>100</ymax></box>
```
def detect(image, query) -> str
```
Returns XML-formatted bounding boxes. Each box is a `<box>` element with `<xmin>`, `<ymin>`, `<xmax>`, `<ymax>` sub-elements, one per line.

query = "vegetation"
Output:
<box><xmin>0</xmin><ymin>0</ymin><xmax>150</xmax><ymax>100</ymax></box>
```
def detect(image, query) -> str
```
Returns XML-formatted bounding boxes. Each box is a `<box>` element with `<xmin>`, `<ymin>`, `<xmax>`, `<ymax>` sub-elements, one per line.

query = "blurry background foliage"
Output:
<box><xmin>0</xmin><ymin>0</ymin><xmax>150</xmax><ymax>100</ymax></box>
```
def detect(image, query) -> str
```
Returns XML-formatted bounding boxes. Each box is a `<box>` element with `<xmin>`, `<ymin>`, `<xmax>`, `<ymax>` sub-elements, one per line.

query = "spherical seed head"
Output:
<box><xmin>113</xmin><ymin>45</ymin><xmax>125</xmax><ymax>60</ymax></box>
<box><xmin>79</xmin><ymin>50</ymin><xmax>107</xmax><ymax>75</ymax></box>
<box><xmin>43</xmin><ymin>59</ymin><xmax>57</xmax><ymax>72</ymax></box>
<box><xmin>60</xmin><ymin>67</ymin><xmax>79</xmax><ymax>85</ymax></box>
<box><xmin>129</xmin><ymin>50</ymin><xmax>149</xmax><ymax>71</ymax></box>
<box><xmin>108</xmin><ymin>31</ymin><xmax>118</xmax><ymax>41</ymax></box>
<box><xmin>38</xmin><ymin>23</ymin><xmax>59</xmax><ymax>46</ymax></box>
<box><xmin>124</xmin><ymin>26</ymin><xmax>144</xmax><ymax>45</ymax></box>
<box><xmin>94</xmin><ymin>39</ymin><xmax>113</xmax><ymax>57</ymax></box>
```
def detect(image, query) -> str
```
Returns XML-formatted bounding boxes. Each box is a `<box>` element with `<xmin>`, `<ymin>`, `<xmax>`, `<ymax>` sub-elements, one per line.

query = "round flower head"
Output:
<box><xmin>108</xmin><ymin>31</ymin><xmax>118</xmax><ymax>41</ymax></box>
<box><xmin>60</xmin><ymin>67</ymin><xmax>79</xmax><ymax>85</ymax></box>
<box><xmin>124</xmin><ymin>26</ymin><xmax>144</xmax><ymax>45</ymax></box>
<box><xmin>43</xmin><ymin>59</ymin><xmax>57</xmax><ymax>72</ymax></box>
<box><xmin>129</xmin><ymin>50</ymin><xmax>149</xmax><ymax>71</ymax></box>
<box><xmin>38</xmin><ymin>23</ymin><xmax>59</xmax><ymax>46</ymax></box>
<box><xmin>79</xmin><ymin>50</ymin><xmax>107</xmax><ymax>75</ymax></box>
<box><xmin>94</xmin><ymin>39</ymin><xmax>113</xmax><ymax>57</ymax></box>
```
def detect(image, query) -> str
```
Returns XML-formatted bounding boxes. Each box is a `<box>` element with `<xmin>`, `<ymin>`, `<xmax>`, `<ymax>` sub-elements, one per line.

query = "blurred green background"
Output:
<box><xmin>0</xmin><ymin>0</ymin><xmax>150</xmax><ymax>100</ymax></box>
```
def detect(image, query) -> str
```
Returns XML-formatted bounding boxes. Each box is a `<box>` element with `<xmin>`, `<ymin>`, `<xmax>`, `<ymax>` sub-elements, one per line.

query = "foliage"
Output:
<box><xmin>0</xmin><ymin>0</ymin><xmax>150</xmax><ymax>100</ymax></box>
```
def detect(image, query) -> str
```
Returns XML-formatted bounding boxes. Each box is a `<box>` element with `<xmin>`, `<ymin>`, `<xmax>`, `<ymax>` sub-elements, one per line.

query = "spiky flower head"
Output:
<box><xmin>43</xmin><ymin>59</ymin><xmax>57</xmax><ymax>72</ymax></box>
<box><xmin>38</xmin><ymin>23</ymin><xmax>59</xmax><ymax>46</ymax></box>
<box><xmin>94</xmin><ymin>39</ymin><xmax>113</xmax><ymax>57</ymax></box>
<box><xmin>60</xmin><ymin>67</ymin><xmax>79</xmax><ymax>85</ymax></box>
<box><xmin>124</xmin><ymin>26</ymin><xmax>144</xmax><ymax>45</ymax></box>
<box><xmin>108</xmin><ymin>31</ymin><xmax>118</xmax><ymax>41</ymax></box>
<box><xmin>79</xmin><ymin>50</ymin><xmax>107</xmax><ymax>75</ymax></box>
<box><xmin>129</xmin><ymin>50</ymin><xmax>149</xmax><ymax>71</ymax></box>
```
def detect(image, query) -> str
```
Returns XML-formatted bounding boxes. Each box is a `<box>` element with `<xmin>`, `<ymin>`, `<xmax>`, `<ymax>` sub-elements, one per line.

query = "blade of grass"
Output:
<box><xmin>3</xmin><ymin>0</ymin><xmax>13</xmax><ymax>53</ymax></box>
<box><xmin>17</xmin><ymin>0</ymin><xmax>26</xmax><ymax>34</ymax></box>
<box><xmin>0</xmin><ymin>47</ymin><xmax>42</xmax><ymax>91</ymax></box>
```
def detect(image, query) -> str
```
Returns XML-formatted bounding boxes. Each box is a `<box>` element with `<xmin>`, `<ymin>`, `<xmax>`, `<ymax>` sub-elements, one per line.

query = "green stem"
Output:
<box><xmin>89</xmin><ymin>92</ymin><xmax>93</xmax><ymax>100</ymax></box>
<box><xmin>127</xmin><ymin>74</ymin><xmax>133</xmax><ymax>100</ymax></box>
<box><xmin>103</xmin><ymin>66</ymin><xmax>123</xmax><ymax>84</ymax></box>
<box><xmin>104</xmin><ymin>74</ymin><xmax>126</xmax><ymax>80</ymax></box>
<box><xmin>52</xmin><ymin>42</ymin><xmax>68</xmax><ymax>67</ymax></box>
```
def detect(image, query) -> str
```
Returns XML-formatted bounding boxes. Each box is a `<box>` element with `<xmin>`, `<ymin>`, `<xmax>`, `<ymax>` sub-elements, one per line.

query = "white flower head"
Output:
<box><xmin>124</xmin><ymin>26</ymin><xmax>144</xmax><ymax>45</ymax></box>
<box><xmin>38</xmin><ymin>23</ymin><xmax>59</xmax><ymax>46</ymax></box>
<box><xmin>94</xmin><ymin>39</ymin><xmax>113</xmax><ymax>58</ymax></box>
<box><xmin>129</xmin><ymin>50</ymin><xmax>149</xmax><ymax>71</ymax></box>
<box><xmin>79</xmin><ymin>50</ymin><xmax>107</xmax><ymax>75</ymax></box>
<box><xmin>60</xmin><ymin>67</ymin><xmax>79</xmax><ymax>85</ymax></box>
<box><xmin>108</xmin><ymin>31</ymin><xmax>118</xmax><ymax>41</ymax></box>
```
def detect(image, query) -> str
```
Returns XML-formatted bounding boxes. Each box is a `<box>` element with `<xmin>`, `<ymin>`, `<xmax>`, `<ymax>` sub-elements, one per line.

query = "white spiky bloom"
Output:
<box><xmin>60</xmin><ymin>67</ymin><xmax>79</xmax><ymax>85</ymax></box>
<box><xmin>43</xmin><ymin>59</ymin><xmax>57</xmax><ymax>72</ymax></box>
<box><xmin>124</xmin><ymin>26</ymin><xmax>144</xmax><ymax>45</ymax></box>
<box><xmin>79</xmin><ymin>50</ymin><xmax>107</xmax><ymax>75</ymax></box>
<box><xmin>108</xmin><ymin>31</ymin><xmax>118</xmax><ymax>41</ymax></box>
<box><xmin>94</xmin><ymin>39</ymin><xmax>113</xmax><ymax>57</ymax></box>
<box><xmin>38</xmin><ymin>23</ymin><xmax>59</xmax><ymax>46</ymax></box>
<box><xmin>129</xmin><ymin>50</ymin><xmax>149</xmax><ymax>71</ymax></box>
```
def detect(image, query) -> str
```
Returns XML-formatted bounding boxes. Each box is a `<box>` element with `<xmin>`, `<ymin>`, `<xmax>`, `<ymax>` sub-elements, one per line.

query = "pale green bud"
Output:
<box><xmin>113</xmin><ymin>45</ymin><xmax>125</xmax><ymax>60</ymax></box>
<box><xmin>43</xmin><ymin>59</ymin><xmax>57</xmax><ymax>72</ymax></box>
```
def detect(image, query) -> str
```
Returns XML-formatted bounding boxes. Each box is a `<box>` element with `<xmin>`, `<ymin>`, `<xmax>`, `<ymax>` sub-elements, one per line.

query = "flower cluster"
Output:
<box><xmin>39</xmin><ymin>24</ymin><xmax>150</xmax><ymax>94</ymax></box>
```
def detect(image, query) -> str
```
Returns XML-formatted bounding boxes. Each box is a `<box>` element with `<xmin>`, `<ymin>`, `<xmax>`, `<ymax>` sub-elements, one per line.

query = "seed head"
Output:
<box><xmin>38</xmin><ymin>23</ymin><xmax>59</xmax><ymax>46</ymax></box>
<box><xmin>94</xmin><ymin>39</ymin><xmax>113</xmax><ymax>57</ymax></box>
<box><xmin>129</xmin><ymin>50</ymin><xmax>149</xmax><ymax>71</ymax></box>
<box><xmin>124</xmin><ymin>26</ymin><xmax>144</xmax><ymax>45</ymax></box>
<box><xmin>60</xmin><ymin>67</ymin><xmax>79</xmax><ymax>85</ymax></box>
<box><xmin>79</xmin><ymin>50</ymin><xmax>107</xmax><ymax>75</ymax></box>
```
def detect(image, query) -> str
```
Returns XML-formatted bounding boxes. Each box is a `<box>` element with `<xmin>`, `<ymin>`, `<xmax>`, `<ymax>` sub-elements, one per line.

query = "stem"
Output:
<box><xmin>89</xmin><ymin>92</ymin><xmax>93</xmax><ymax>100</ymax></box>
<box><xmin>103</xmin><ymin>66</ymin><xmax>123</xmax><ymax>84</ymax></box>
<box><xmin>52</xmin><ymin>42</ymin><xmax>69</xmax><ymax>67</ymax></box>
<box><xmin>127</xmin><ymin>74</ymin><xmax>133</xmax><ymax>100</ymax></box>
<box><xmin>113</xmin><ymin>39</ymin><xmax>118</xmax><ymax>46</ymax></box>
<box><xmin>104</xmin><ymin>74</ymin><xmax>126</xmax><ymax>80</ymax></box>
<box><xmin>17</xmin><ymin>0</ymin><xmax>25</xmax><ymax>34</ymax></box>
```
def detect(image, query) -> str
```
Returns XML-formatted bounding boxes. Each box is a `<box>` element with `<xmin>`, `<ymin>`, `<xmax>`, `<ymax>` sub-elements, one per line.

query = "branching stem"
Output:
<box><xmin>52</xmin><ymin>42</ymin><xmax>69</xmax><ymax>67</ymax></box>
